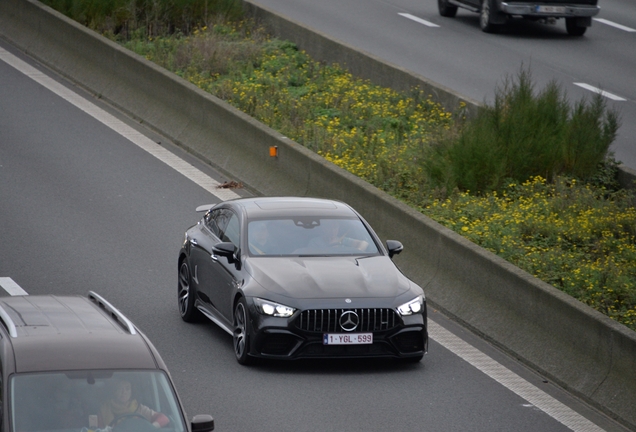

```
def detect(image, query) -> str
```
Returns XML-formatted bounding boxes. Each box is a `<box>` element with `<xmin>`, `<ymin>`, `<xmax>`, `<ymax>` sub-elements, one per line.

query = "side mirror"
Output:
<box><xmin>386</xmin><ymin>240</ymin><xmax>404</xmax><ymax>259</ymax></box>
<box><xmin>212</xmin><ymin>242</ymin><xmax>236</xmax><ymax>257</ymax></box>
<box><xmin>191</xmin><ymin>414</ymin><xmax>215</xmax><ymax>432</ymax></box>
<box><xmin>212</xmin><ymin>242</ymin><xmax>242</xmax><ymax>270</ymax></box>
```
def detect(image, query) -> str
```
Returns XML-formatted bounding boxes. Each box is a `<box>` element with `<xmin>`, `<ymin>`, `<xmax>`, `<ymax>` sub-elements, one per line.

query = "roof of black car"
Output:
<box><xmin>230</xmin><ymin>197</ymin><xmax>358</xmax><ymax>219</ymax></box>
<box><xmin>0</xmin><ymin>294</ymin><xmax>157</xmax><ymax>373</ymax></box>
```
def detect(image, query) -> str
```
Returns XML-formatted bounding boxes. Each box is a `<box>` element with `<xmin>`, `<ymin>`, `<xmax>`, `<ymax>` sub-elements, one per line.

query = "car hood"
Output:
<box><xmin>246</xmin><ymin>256</ymin><xmax>411</xmax><ymax>299</ymax></box>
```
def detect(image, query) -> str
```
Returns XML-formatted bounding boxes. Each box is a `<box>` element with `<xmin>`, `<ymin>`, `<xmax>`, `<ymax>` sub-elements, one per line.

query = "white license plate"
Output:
<box><xmin>536</xmin><ymin>5</ymin><xmax>566</xmax><ymax>13</ymax></box>
<box><xmin>323</xmin><ymin>333</ymin><xmax>373</xmax><ymax>345</ymax></box>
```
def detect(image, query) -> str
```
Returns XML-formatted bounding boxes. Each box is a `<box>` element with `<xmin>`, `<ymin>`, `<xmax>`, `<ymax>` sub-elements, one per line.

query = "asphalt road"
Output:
<box><xmin>248</xmin><ymin>0</ymin><xmax>636</xmax><ymax>170</ymax></box>
<box><xmin>0</xmin><ymin>41</ymin><xmax>630</xmax><ymax>432</ymax></box>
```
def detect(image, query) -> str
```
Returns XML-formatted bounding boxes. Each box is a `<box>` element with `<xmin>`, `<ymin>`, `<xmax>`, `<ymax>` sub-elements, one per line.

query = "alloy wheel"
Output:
<box><xmin>234</xmin><ymin>301</ymin><xmax>248</xmax><ymax>362</ymax></box>
<box><xmin>178</xmin><ymin>262</ymin><xmax>190</xmax><ymax>317</ymax></box>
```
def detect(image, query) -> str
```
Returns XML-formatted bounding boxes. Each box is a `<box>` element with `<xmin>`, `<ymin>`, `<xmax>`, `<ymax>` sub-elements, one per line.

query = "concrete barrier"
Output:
<box><xmin>1</xmin><ymin>0</ymin><xmax>635</xmax><ymax>428</ymax></box>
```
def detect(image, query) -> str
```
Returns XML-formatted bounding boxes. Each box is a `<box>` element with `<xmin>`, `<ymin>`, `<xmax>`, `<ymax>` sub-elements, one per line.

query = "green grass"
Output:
<box><xmin>40</xmin><ymin>0</ymin><xmax>636</xmax><ymax>331</ymax></box>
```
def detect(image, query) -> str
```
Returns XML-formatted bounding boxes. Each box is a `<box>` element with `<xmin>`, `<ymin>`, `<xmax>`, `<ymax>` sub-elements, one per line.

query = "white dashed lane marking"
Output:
<box><xmin>398</xmin><ymin>13</ymin><xmax>440</xmax><ymax>28</ymax></box>
<box><xmin>573</xmin><ymin>83</ymin><xmax>627</xmax><ymax>101</ymax></box>
<box><xmin>0</xmin><ymin>278</ymin><xmax>28</xmax><ymax>296</ymax></box>
<box><xmin>594</xmin><ymin>18</ymin><xmax>636</xmax><ymax>32</ymax></box>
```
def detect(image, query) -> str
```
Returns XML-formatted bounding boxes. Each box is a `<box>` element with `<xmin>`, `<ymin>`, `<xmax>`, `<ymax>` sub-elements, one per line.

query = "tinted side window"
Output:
<box><xmin>204</xmin><ymin>209</ymin><xmax>225</xmax><ymax>238</ymax></box>
<box><xmin>220</xmin><ymin>212</ymin><xmax>240</xmax><ymax>247</ymax></box>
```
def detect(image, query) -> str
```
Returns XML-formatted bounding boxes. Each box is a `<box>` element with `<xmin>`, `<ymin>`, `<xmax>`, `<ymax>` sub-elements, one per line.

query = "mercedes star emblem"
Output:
<box><xmin>339</xmin><ymin>311</ymin><xmax>359</xmax><ymax>332</ymax></box>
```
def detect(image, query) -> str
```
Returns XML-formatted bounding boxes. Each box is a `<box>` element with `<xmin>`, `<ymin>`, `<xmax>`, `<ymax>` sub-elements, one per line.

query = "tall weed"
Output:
<box><xmin>427</xmin><ymin>68</ymin><xmax>620</xmax><ymax>194</ymax></box>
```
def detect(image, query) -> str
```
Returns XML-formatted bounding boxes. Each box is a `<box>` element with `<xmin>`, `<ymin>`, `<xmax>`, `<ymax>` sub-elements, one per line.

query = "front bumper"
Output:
<box><xmin>499</xmin><ymin>2</ymin><xmax>599</xmax><ymax>17</ymax></box>
<box><xmin>247</xmin><ymin>308</ymin><xmax>428</xmax><ymax>361</ymax></box>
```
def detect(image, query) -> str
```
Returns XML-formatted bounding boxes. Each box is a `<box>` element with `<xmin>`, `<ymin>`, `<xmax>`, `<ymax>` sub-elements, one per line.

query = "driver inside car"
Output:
<box><xmin>308</xmin><ymin>219</ymin><xmax>369</xmax><ymax>251</ymax></box>
<box><xmin>99</xmin><ymin>379</ymin><xmax>169</xmax><ymax>429</ymax></box>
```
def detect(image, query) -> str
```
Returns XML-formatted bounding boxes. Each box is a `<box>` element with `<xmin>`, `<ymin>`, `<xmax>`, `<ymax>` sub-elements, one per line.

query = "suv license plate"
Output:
<box><xmin>323</xmin><ymin>333</ymin><xmax>373</xmax><ymax>345</ymax></box>
<box><xmin>536</xmin><ymin>5</ymin><xmax>566</xmax><ymax>13</ymax></box>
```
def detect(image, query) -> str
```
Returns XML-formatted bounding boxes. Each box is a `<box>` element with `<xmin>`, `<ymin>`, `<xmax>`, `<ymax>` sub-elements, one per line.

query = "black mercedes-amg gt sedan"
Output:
<box><xmin>177</xmin><ymin>197</ymin><xmax>428</xmax><ymax>364</ymax></box>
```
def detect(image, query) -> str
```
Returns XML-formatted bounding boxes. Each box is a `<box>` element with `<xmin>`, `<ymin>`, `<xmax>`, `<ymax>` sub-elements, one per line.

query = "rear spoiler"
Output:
<box><xmin>195</xmin><ymin>204</ymin><xmax>214</xmax><ymax>213</ymax></box>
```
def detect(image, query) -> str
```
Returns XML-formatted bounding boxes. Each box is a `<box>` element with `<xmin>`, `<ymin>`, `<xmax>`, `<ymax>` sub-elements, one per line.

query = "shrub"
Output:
<box><xmin>425</xmin><ymin>68</ymin><xmax>621</xmax><ymax>194</ymax></box>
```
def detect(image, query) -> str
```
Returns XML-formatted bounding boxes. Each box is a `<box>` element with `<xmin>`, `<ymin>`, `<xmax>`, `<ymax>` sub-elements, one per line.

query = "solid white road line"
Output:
<box><xmin>0</xmin><ymin>48</ymin><xmax>241</xmax><ymax>202</ymax></box>
<box><xmin>1</xmin><ymin>44</ymin><xmax>607</xmax><ymax>432</ymax></box>
<box><xmin>398</xmin><ymin>13</ymin><xmax>440</xmax><ymax>28</ymax></box>
<box><xmin>0</xmin><ymin>278</ymin><xmax>29</xmax><ymax>296</ymax></box>
<box><xmin>573</xmin><ymin>83</ymin><xmax>627</xmax><ymax>101</ymax></box>
<box><xmin>429</xmin><ymin>321</ymin><xmax>605</xmax><ymax>432</ymax></box>
<box><xmin>594</xmin><ymin>18</ymin><xmax>636</xmax><ymax>32</ymax></box>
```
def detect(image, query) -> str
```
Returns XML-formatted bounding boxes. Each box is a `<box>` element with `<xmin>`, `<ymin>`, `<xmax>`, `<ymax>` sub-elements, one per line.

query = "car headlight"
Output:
<box><xmin>397</xmin><ymin>295</ymin><xmax>424</xmax><ymax>316</ymax></box>
<box><xmin>254</xmin><ymin>298</ymin><xmax>296</xmax><ymax>317</ymax></box>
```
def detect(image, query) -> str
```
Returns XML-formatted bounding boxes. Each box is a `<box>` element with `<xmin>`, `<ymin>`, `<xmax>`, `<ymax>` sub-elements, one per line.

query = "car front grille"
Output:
<box><xmin>295</xmin><ymin>308</ymin><xmax>399</xmax><ymax>333</ymax></box>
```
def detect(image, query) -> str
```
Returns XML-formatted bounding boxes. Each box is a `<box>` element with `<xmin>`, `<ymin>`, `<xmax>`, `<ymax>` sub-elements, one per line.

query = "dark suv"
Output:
<box><xmin>438</xmin><ymin>0</ymin><xmax>600</xmax><ymax>35</ymax></box>
<box><xmin>0</xmin><ymin>292</ymin><xmax>214</xmax><ymax>432</ymax></box>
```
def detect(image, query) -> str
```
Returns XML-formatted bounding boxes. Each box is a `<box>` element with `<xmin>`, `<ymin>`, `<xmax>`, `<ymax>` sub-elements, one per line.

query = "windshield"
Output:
<box><xmin>247</xmin><ymin>217</ymin><xmax>379</xmax><ymax>256</ymax></box>
<box><xmin>10</xmin><ymin>370</ymin><xmax>187</xmax><ymax>432</ymax></box>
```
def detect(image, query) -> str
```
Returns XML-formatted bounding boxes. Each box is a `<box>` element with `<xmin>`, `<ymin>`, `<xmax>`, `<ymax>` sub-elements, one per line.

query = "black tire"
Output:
<box><xmin>480</xmin><ymin>0</ymin><xmax>501</xmax><ymax>33</ymax></box>
<box><xmin>233</xmin><ymin>297</ymin><xmax>253</xmax><ymax>365</ymax></box>
<box><xmin>438</xmin><ymin>0</ymin><xmax>458</xmax><ymax>18</ymax></box>
<box><xmin>178</xmin><ymin>259</ymin><xmax>203</xmax><ymax>322</ymax></box>
<box><xmin>566</xmin><ymin>18</ymin><xmax>587</xmax><ymax>36</ymax></box>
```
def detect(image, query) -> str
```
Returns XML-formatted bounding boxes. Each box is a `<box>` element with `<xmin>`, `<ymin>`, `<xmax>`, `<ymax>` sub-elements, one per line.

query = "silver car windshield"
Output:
<box><xmin>248</xmin><ymin>217</ymin><xmax>379</xmax><ymax>256</ymax></box>
<box><xmin>10</xmin><ymin>370</ymin><xmax>186</xmax><ymax>432</ymax></box>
